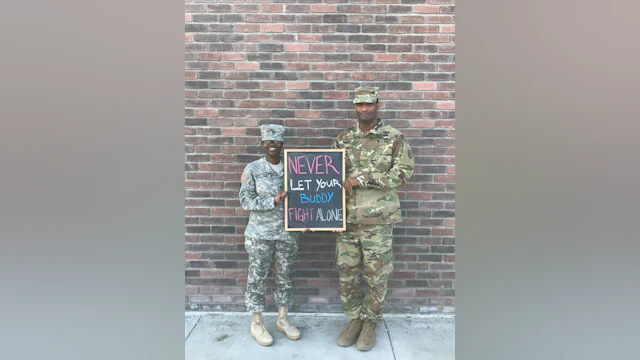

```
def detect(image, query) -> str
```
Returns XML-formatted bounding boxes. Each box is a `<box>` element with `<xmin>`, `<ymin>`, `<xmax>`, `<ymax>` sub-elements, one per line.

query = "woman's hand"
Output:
<box><xmin>274</xmin><ymin>190</ymin><xmax>288</xmax><ymax>204</ymax></box>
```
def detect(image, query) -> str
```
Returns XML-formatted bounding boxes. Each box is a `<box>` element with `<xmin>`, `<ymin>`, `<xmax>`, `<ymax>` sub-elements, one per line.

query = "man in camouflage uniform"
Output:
<box><xmin>239</xmin><ymin>124</ymin><xmax>301</xmax><ymax>346</ymax></box>
<box><xmin>331</xmin><ymin>86</ymin><xmax>415</xmax><ymax>351</ymax></box>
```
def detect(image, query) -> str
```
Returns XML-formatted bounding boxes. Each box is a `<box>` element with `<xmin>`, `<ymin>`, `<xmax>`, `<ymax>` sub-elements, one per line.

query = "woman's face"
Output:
<box><xmin>262</xmin><ymin>140</ymin><xmax>283</xmax><ymax>157</ymax></box>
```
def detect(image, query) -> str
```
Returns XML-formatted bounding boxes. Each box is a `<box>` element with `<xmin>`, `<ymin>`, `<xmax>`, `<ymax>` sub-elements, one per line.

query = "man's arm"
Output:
<box><xmin>356</xmin><ymin>135</ymin><xmax>415</xmax><ymax>190</ymax></box>
<box><xmin>239</xmin><ymin>166</ymin><xmax>276</xmax><ymax>211</ymax></box>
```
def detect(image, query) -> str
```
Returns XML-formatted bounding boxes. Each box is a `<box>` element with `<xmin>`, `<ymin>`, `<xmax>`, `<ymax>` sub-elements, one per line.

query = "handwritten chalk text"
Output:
<box><xmin>288</xmin><ymin>155</ymin><xmax>340</xmax><ymax>175</ymax></box>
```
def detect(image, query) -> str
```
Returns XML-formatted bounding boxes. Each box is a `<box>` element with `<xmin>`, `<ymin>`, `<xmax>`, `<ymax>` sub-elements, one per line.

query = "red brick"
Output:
<box><xmin>201</xmin><ymin>269</ymin><xmax>224</xmax><ymax>277</ymax></box>
<box><xmin>220</xmin><ymin>129</ymin><xmax>244</xmax><ymax>137</ymax></box>
<box><xmin>402</xmin><ymin>16</ymin><xmax>425</xmax><ymax>24</ymax></box>
<box><xmin>261</xmin><ymin>82</ymin><xmax>284</xmax><ymax>90</ymax></box>
<box><xmin>311</xmin><ymin>4</ymin><xmax>335</xmax><ymax>12</ymax></box>
<box><xmin>195</xmin><ymin>109</ymin><xmax>219</xmax><ymax>117</ymax></box>
<box><xmin>389</xmin><ymin>25</ymin><xmax>412</xmax><ymax>34</ymax></box>
<box><xmin>185</xmin><ymin>71</ymin><xmax>197</xmax><ymax>80</ymax></box>
<box><xmin>186</xmin><ymin>208</ymin><xmax>209</xmax><ymax>216</ymax></box>
<box><xmin>234</xmin><ymin>62</ymin><xmax>259</xmax><ymax>70</ymax></box>
<box><xmin>434</xmin><ymin>175</ymin><xmax>455</xmax><ymax>183</ymax></box>
<box><xmin>236</xmin><ymin>24</ymin><xmax>259</xmax><ymax>32</ymax></box>
<box><xmin>185</xmin><ymin>34</ymin><xmax>194</xmax><ymax>41</ymax></box>
<box><xmin>260</xmin><ymin>4</ymin><xmax>283</xmax><ymax>12</ymax></box>
<box><xmin>236</xmin><ymin>100</ymin><xmax>260</xmax><ymax>108</ymax></box>
<box><xmin>246</xmin><ymin>34</ymin><xmax>269</xmax><ymax>42</ymax></box>
<box><xmin>436</xmin><ymin>120</ymin><xmax>455</xmax><ymax>128</ymax></box>
<box><xmin>285</xmin><ymin>43</ymin><xmax>310</xmax><ymax>52</ymax></box>
<box><xmin>428</xmin><ymin>15</ymin><xmax>454</xmax><ymax>23</ymax></box>
<box><xmin>350</xmin><ymin>72</ymin><xmax>374</xmax><ymax>81</ymax></box>
<box><xmin>415</xmin><ymin>5</ymin><xmax>439</xmax><ymax>13</ymax></box>
<box><xmin>426</xmin><ymin>35</ymin><xmax>451</xmax><ymax>42</ymax></box>
<box><xmin>286</xmin><ymin>82</ymin><xmax>310</xmax><ymax>90</ymax></box>
<box><xmin>235</xmin><ymin>5</ymin><xmax>259</xmax><ymax>13</ymax></box>
<box><xmin>437</xmin><ymin>101</ymin><xmax>455</xmax><ymax>109</ymax></box>
<box><xmin>392</xmin><ymin>288</ymin><xmax>416</xmax><ymax>297</ymax></box>
<box><xmin>246</xmin><ymin>14</ymin><xmax>269</xmax><ymax>23</ymax></box>
<box><xmin>402</xmin><ymin>54</ymin><xmax>426</xmax><ymax>62</ymax></box>
<box><xmin>308</xmin><ymin>278</ymin><xmax>331</xmax><ymax>286</ymax></box>
<box><xmin>298</xmin><ymin>34</ymin><xmax>322</xmax><ymax>42</ymax></box>
<box><xmin>262</xmin><ymin>100</ymin><xmax>286</xmax><ymax>108</ymax></box>
<box><xmin>185</xmin><ymin>252</ymin><xmax>200</xmax><ymax>260</ymax></box>
<box><xmin>324</xmin><ymin>91</ymin><xmax>348</xmax><ymax>100</ymax></box>
<box><xmin>296</xmin><ymin>110</ymin><xmax>320</xmax><ymax>118</ymax></box>
<box><xmin>393</xmin><ymin>271</ymin><xmax>417</xmax><ymax>279</ymax></box>
<box><xmin>222</xmin><ymin>53</ymin><xmax>245</xmax><ymax>61</ymax></box>
<box><xmin>448</xmin><ymin>165</ymin><xmax>455</xmax><ymax>174</ymax></box>
<box><xmin>261</xmin><ymin>24</ymin><xmax>285</xmax><ymax>33</ymax></box>
<box><xmin>287</xmin><ymin>63</ymin><xmax>310</xmax><ymax>71</ymax></box>
<box><xmin>185</xmin><ymin>14</ymin><xmax>192</xmax><ymax>22</ymax></box>
<box><xmin>349</xmin><ymin>15</ymin><xmax>374</xmax><ymax>23</ymax></box>
<box><xmin>310</xmin><ymin>44</ymin><xmax>335</xmax><ymax>52</ymax></box>
<box><xmin>220</xmin><ymin>146</ymin><xmax>245</xmax><ymax>153</ymax></box>
<box><xmin>440</xmin><ymin>25</ymin><xmax>455</xmax><ymax>33</ymax></box>
<box><xmin>432</xmin><ymin>228</ymin><xmax>454</xmax><ymax>236</ymax></box>
<box><xmin>298</xmin><ymin>53</ymin><xmax>323</xmax><ymax>61</ymax></box>
<box><xmin>376</xmin><ymin>54</ymin><xmax>399</xmax><ymax>62</ymax></box>
<box><xmin>224</xmin><ymin>269</ymin><xmax>248</xmax><ymax>277</ymax></box>
<box><xmin>197</xmin><ymin>53</ymin><xmax>221</xmax><ymax>61</ymax></box>
<box><xmin>363</xmin><ymin>5</ymin><xmax>386</xmax><ymax>14</ymax></box>
<box><xmin>413</xmin><ymin>82</ymin><xmax>437</xmax><ymax>90</ymax></box>
<box><xmin>416</xmin><ymin>289</ymin><xmax>439</xmax><ymax>297</ymax></box>
<box><xmin>445</xmin><ymin>219</ymin><xmax>455</xmax><ymax>227</ymax></box>
<box><xmin>209</xmin><ymin>62</ymin><xmax>233</xmax><ymax>70</ymax></box>
<box><xmin>412</xmin><ymin>120</ymin><xmax>435</xmax><ymax>128</ymax></box>
<box><xmin>275</xmin><ymin>91</ymin><xmax>298</xmax><ymax>99</ymax></box>
<box><xmin>312</xmin><ymin>63</ymin><xmax>335</xmax><ymax>71</ymax></box>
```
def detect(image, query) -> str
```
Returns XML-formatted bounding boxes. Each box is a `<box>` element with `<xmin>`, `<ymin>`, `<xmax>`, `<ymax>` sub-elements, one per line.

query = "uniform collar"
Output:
<box><xmin>354</xmin><ymin>118</ymin><xmax>385</xmax><ymax>137</ymax></box>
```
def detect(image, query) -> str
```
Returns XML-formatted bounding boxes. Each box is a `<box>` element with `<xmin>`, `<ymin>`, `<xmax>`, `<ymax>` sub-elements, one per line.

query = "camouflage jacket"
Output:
<box><xmin>239</xmin><ymin>157</ymin><xmax>299</xmax><ymax>241</ymax></box>
<box><xmin>331</xmin><ymin>119</ymin><xmax>414</xmax><ymax>224</ymax></box>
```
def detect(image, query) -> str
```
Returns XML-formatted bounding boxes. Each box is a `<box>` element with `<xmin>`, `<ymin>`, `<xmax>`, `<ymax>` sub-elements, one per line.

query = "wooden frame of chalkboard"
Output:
<box><xmin>284</xmin><ymin>149</ymin><xmax>346</xmax><ymax>232</ymax></box>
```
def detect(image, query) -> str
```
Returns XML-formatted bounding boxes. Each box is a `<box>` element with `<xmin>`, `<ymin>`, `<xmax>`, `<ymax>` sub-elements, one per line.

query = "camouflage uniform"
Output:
<box><xmin>331</xmin><ymin>87</ymin><xmax>415</xmax><ymax>323</ymax></box>
<box><xmin>240</xmin><ymin>124</ymin><xmax>300</xmax><ymax>313</ymax></box>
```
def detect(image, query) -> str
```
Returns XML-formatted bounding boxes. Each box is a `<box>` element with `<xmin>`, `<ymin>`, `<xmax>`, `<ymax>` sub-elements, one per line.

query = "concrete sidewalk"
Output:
<box><xmin>185</xmin><ymin>312</ymin><xmax>454</xmax><ymax>360</ymax></box>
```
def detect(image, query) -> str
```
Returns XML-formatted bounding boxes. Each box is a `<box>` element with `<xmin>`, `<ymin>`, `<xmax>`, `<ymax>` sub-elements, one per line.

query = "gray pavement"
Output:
<box><xmin>185</xmin><ymin>312</ymin><xmax>454</xmax><ymax>360</ymax></box>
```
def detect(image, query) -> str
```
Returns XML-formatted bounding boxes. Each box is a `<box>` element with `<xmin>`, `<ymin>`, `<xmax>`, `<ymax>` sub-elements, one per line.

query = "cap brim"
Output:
<box><xmin>353</xmin><ymin>99</ymin><xmax>377</xmax><ymax>104</ymax></box>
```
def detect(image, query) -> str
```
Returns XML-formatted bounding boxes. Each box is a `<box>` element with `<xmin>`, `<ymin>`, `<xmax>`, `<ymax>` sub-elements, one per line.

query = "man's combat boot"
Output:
<box><xmin>337</xmin><ymin>319</ymin><xmax>363</xmax><ymax>346</ymax></box>
<box><xmin>356</xmin><ymin>320</ymin><xmax>377</xmax><ymax>351</ymax></box>
<box><xmin>250</xmin><ymin>312</ymin><xmax>273</xmax><ymax>346</ymax></box>
<box><xmin>276</xmin><ymin>306</ymin><xmax>301</xmax><ymax>340</ymax></box>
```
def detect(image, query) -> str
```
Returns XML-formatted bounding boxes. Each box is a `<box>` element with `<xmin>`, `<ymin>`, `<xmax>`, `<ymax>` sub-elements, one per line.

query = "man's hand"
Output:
<box><xmin>274</xmin><ymin>190</ymin><xmax>288</xmax><ymax>204</ymax></box>
<box><xmin>343</xmin><ymin>177</ymin><xmax>359</xmax><ymax>196</ymax></box>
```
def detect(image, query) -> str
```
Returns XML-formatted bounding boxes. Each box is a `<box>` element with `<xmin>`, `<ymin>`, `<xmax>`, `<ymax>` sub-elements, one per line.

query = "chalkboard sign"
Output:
<box><xmin>284</xmin><ymin>149</ymin><xmax>346</xmax><ymax>231</ymax></box>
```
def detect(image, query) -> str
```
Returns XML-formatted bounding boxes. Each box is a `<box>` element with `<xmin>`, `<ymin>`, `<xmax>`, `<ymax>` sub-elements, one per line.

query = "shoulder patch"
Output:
<box><xmin>241</xmin><ymin>172</ymin><xmax>249</xmax><ymax>182</ymax></box>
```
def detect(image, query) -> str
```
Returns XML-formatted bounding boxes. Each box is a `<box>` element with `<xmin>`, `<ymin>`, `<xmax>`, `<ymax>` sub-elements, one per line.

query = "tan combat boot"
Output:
<box><xmin>250</xmin><ymin>312</ymin><xmax>273</xmax><ymax>346</ymax></box>
<box><xmin>337</xmin><ymin>319</ymin><xmax>363</xmax><ymax>347</ymax></box>
<box><xmin>276</xmin><ymin>306</ymin><xmax>301</xmax><ymax>340</ymax></box>
<box><xmin>356</xmin><ymin>320</ymin><xmax>377</xmax><ymax>351</ymax></box>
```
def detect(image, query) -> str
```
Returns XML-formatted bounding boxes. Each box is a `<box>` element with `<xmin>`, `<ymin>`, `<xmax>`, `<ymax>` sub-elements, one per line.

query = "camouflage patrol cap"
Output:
<box><xmin>260</xmin><ymin>124</ymin><xmax>285</xmax><ymax>142</ymax></box>
<box><xmin>353</xmin><ymin>86</ymin><xmax>380</xmax><ymax>104</ymax></box>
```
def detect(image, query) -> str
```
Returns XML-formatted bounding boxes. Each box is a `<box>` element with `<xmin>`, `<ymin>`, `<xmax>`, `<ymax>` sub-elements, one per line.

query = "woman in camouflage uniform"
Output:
<box><xmin>239</xmin><ymin>124</ymin><xmax>303</xmax><ymax>346</ymax></box>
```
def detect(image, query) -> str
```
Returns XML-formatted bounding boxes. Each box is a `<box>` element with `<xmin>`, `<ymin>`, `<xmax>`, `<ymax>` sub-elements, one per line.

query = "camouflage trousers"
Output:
<box><xmin>244</xmin><ymin>237</ymin><xmax>300</xmax><ymax>313</ymax></box>
<box><xmin>336</xmin><ymin>223</ymin><xmax>394</xmax><ymax>323</ymax></box>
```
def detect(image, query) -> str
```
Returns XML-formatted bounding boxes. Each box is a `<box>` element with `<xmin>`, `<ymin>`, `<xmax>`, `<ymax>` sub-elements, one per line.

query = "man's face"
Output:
<box><xmin>261</xmin><ymin>140</ymin><xmax>283</xmax><ymax>157</ymax></box>
<box><xmin>354</xmin><ymin>102</ymin><xmax>380</xmax><ymax>122</ymax></box>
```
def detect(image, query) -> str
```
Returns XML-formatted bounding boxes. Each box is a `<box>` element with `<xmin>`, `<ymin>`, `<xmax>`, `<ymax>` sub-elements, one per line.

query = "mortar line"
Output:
<box><xmin>185</xmin><ymin>315</ymin><xmax>202</xmax><ymax>342</ymax></box>
<box><xmin>383</xmin><ymin>318</ymin><xmax>397</xmax><ymax>360</ymax></box>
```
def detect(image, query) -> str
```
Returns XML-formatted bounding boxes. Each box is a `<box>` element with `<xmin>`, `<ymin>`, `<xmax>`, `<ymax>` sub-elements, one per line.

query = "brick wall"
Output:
<box><xmin>185</xmin><ymin>0</ymin><xmax>455</xmax><ymax>314</ymax></box>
